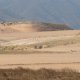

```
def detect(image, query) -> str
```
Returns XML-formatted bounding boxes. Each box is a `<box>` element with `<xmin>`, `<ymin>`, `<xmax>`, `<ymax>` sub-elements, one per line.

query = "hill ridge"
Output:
<box><xmin>0</xmin><ymin>22</ymin><xmax>72</xmax><ymax>33</ymax></box>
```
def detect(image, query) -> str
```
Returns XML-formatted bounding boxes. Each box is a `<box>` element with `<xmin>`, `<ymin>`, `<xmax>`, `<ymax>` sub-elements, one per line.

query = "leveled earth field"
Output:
<box><xmin>0</xmin><ymin>22</ymin><xmax>80</xmax><ymax>71</ymax></box>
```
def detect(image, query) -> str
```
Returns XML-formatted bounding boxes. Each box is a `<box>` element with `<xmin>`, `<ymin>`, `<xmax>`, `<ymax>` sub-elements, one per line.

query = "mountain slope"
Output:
<box><xmin>0</xmin><ymin>0</ymin><xmax>80</xmax><ymax>28</ymax></box>
<box><xmin>0</xmin><ymin>22</ymin><xmax>72</xmax><ymax>33</ymax></box>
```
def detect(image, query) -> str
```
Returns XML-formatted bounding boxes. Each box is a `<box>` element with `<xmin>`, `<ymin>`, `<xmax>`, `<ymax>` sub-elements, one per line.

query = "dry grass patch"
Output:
<box><xmin>0</xmin><ymin>68</ymin><xmax>79</xmax><ymax>80</ymax></box>
<box><xmin>38</xmin><ymin>36</ymin><xmax>80</xmax><ymax>48</ymax></box>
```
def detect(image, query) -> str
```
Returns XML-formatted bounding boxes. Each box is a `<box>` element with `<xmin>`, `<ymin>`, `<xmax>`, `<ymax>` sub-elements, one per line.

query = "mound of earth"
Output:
<box><xmin>0</xmin><ymin>22</ymin><xmax>72</xmax><ymax>33</ymax></box>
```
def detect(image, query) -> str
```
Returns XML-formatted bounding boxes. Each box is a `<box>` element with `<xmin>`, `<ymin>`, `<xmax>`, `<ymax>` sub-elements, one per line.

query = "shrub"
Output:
<box><xmin>0</xmin><ymin>68</ymin><xmax>79</xmax><ymax>80</ymax></box>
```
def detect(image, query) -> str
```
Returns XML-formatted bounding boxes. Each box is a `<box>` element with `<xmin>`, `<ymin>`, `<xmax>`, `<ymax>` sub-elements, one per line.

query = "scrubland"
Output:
<box><xmin>0</xmin><ymin>68</ymin><xmax>80</xmax><ymax>80</ymax></box>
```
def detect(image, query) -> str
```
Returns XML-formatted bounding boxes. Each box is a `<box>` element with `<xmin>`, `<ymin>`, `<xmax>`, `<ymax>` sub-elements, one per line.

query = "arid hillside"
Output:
<box><xmin>0</xmin><ymin>29</ymin><xmax>80</xmax><ymax>51</ymax></box>
<box><xmin>0</xmin><ymin>28</ymin><xmax>80</xmax><ymax>71</ymax></box>
<box><xmin>0</xmin><ymin>22</ymin><xmax>72</xmax><ymax>33</ymax></box>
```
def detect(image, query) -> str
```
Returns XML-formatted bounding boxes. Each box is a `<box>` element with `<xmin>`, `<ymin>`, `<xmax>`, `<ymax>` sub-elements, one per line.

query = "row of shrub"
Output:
<box><xmin>0</xmin><ymin>68</ymin><xmax>79</xmax><ymax>80</ymax></box>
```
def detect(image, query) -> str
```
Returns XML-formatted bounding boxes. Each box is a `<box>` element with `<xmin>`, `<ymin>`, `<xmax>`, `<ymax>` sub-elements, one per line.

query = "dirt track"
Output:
<box><xmin>0</xmin><ymin>53</ymin><xmax>80</xmax><ymax>71</ymax></box>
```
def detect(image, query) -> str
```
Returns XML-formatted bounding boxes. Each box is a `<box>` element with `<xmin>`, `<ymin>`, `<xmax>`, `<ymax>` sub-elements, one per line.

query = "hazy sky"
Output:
<box><xmin>0</xmin><ymin>0</ymin><xmax>80</xmax><ymax>28</ymax></box>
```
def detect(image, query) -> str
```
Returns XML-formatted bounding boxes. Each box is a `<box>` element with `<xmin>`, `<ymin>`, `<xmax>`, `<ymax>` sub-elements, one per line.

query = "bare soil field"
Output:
<box><xmin>0</xmin><ymin>53</ymin><xmax>80</xmax><ymax>72</ymax></box>
<box><xmin>0</xmin><ymin>26</ymin><xmax>80</xmax><ymax>71</ymax></box>
<box><xmin>0</xmin><ymin>30</ymin><xmax>80</xmax><ymax>52</ymax></box>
